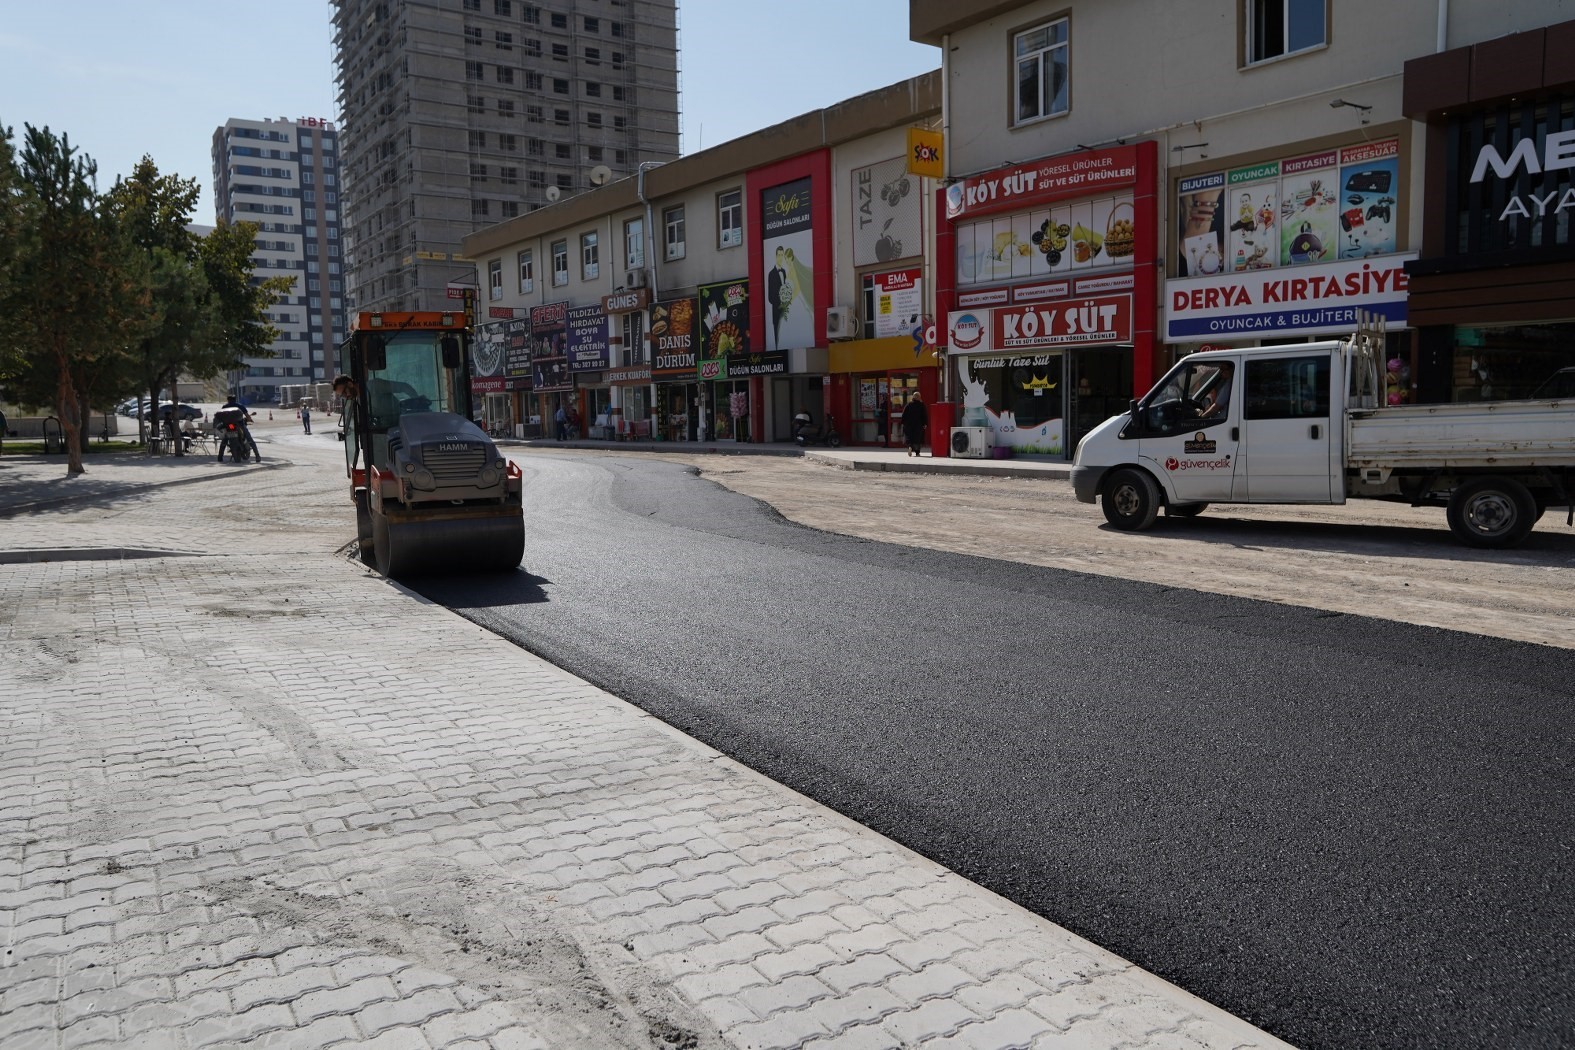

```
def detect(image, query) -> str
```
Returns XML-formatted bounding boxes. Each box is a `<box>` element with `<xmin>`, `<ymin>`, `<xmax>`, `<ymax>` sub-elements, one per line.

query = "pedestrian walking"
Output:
<box><xmin>554</xmin><ymin>403</ymin><xmax>567</xmax><ymax>441</ymax></box>
<box><xmin>301</xmin><ymin>404</ymin><xmax>312</xmax><ymax>434</ymax></box>
<box><xmin>901</xmin><ymin>391</ymin><xmax>928</xmax><ymax>457</ymax></box>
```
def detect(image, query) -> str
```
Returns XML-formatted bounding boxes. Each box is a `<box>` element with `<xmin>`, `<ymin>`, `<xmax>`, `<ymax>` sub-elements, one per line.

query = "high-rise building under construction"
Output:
<box><xmin>331</xmin><ymin>0</ymin><xmax>680</xmax><ymax>312</ymax></box>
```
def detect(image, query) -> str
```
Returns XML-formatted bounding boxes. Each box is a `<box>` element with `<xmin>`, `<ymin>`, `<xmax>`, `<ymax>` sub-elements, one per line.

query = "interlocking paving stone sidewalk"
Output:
<box><xmin>0</xmin><ymin>443</ymin><xmax>1291</xmax><ymax>1048</ymax></box>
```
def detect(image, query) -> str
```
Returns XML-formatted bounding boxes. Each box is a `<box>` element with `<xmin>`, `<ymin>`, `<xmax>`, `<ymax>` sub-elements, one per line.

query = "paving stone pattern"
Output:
<box><xmin>0</xmin><ymin>446</ymin><xmax>1290</xmax><ymax>1048</ymax></box>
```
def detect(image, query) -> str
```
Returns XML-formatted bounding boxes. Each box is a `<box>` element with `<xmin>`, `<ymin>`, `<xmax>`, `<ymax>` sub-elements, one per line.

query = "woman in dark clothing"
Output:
<box><xmin>900</xmin><ymin>392</ymin><xmax>928</xmax><ymax>457</ymax></box>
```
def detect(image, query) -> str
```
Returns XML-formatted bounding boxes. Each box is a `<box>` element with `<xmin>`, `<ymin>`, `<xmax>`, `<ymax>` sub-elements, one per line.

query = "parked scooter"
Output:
<box><xmin>792</xmin><ymin>412</ymin><xmax>842</xmax><ymax>448</ymax></box>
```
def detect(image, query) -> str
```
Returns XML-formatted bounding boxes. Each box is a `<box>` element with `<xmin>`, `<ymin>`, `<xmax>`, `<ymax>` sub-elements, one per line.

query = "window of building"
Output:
<box><xmin>497</xmin><ymin>98</ymin><xmax>515</xmax><ymax>116</ymax></box>
<box><xmin>500</xmin><ymin>166</ymin><xmax>519</xmax><ymax>184</ymax></box>
<box><xmin>553</xmin><ymin>78</ymin><xmax>569</xmax><ymax>94</ymax></box>
<box><xmin>581</xmin><ymin>231</ymin><xmax>599</xmax><ymax>280</ymax></box>
<box><xmin>528</xmin><ymin>170</ymin><xmax>546</xmax><ymax>187</ymax></box>
<box><xmin>663</xmin><ymin>205</ymin><xmax>685</xmax><ymax>260</ymax></box>
<box><xmin>467</xmin><ymin>95</ymin><xmax>485</xmax><ymax>114</ymax></box>
<box><xmin>524</xmin><ymin>38</ymin><xmax>541</xmax><ymax>57</ymax></box>
<box><xmin>465</xmin><ymin>25</ymin><xmax>483</xmax><ymax>45</ymax></box>
<box><xmin>611</xmin><ymin>51</ymin><xmax>624</xmax><ymax>70</ymax></box>
<box><xmin>554</xmin><ymin>108</ymin><xmax>570</xmax><ymax>125</ymax></box>
<box><xmin>613</xmin><ymin>115</ymin><xmax>627</xmax><ymax>129</ymax></box>
<box><xmin>1246</xmin><ymin>0</ymin><xmax>1326</xmax><ymax>64</ymax></box>
<box><xmin>526</xmin><ymin>70</ymin><xmax>544</xmax><ymax>90</ymax></box>
<box><xmin>473</xmin><ymin>199</ymin><xmax>490</xmax><ymax>219</ymax></box>
<box><xmin>528</xmin><ymin>138</ymin><xmax>544</xmax><ymax>156</ymax></box>
<box><xmin>502</xmin><ymin>200</ymin><xmax>520</xmax><ymax>218</ymax></box>
<box><xmin>550</xmin><ymin>11</ymin><xmax>567</xmax><ymax>28</ymax></box>
<box><xmin>488</xmin><ymin>258</ymin><xmax>504</xmax><ymax>300</ymax></box>
<box><xmin>495</xmin><ymin>31</ymin><xmax>513</xmax><ymax>49</ymax></box>
<box><xmin>612</xmin><ymin>85</ymin><xmax>625</xmax><ymax>102</ymax></box>
<box><xmin>614</xmin><ymin>149</ymin><xmax>627</xmax><ymax>164</ymax></box>
<box><xmin>556</xmin><ymin>173</ymin><xmax>572</xmax><ymax>190</ymax></box>
<box><xmin>518</xmin><ymin>249</ymin><xmax>534</xmax><ymax>293</ymax></box>
<box><xmin>1014</xmin><ymin>18</ymin><xmax>1069</xmax><ymax>124</ymax></box>
<box><xmin>465</xmin><ymin>60</ymin><xmax>484</xmax><ymax>80</ymax></box>
<box><xmin>585</xmin><ymin>82</ymin><xmax>602</xmax><ymax>98</ymax></box>
<box><xmin>588</xmin><ymin>146</ymin><xmax>603</xmax><ymax>162</ymax></box>
<box><xmin>624</xmin><ymin>217</ymin><xmax>644</xmax><ymax>269</ymax></box>
<box><xmin>500</xmin><ymin>133</ymin><xmax>518</xmax><ymax>151</ymax></box>
<box><xmin>552</xmin><ymin>239</ymin><xmax>568</xmax><ymax>285</ymax></box>
<box><xmin>552</xmin><ymin>42</ymin><xmax>568</xmax><ymax>61</ymax></box>
<box><xmin>585</xmin><ymin>47</ymin><xmax>601</xmax><ymax>65</ymax></box>
<box><xmin>587</xmin><ymin>112</ymin><xmax>603</xmax><ymax>127</ymax></box>
<box><xmin>463</xmin><ymin>0</ymin><xmax>479</xmax><ymax>9</ymax></box>
<box><xmin>610</xmin><ymin>21</ymin><xmax>625</xmax><ymax>37</ymax></box>
<box><xmin>470</xmin><ymin>161</ymin><xmax>488</xmax><ymax>183</ymax></box>
<box><xmin>621</xmin><ymin>311</ymin><xmax>644</xmax><ymax>366</ymax></box>
<box><xmin>469</xmin><ymin>130</ymin><xmax>487</xmax><ymax>150</ymax></box>
<box><xmin>494</xmin><ymin>0</ymin><xmax>511</xmax><ymax>14</ymax></box>
<box><xmin>555</xmin><ymin>143</ymin><xmax>571</xmax><ymax>160</ymax></box>
<box><xmin>718</xmin><ymin>189</ymin><xmax>742</xmax><ymax>248</ymax></box>
<box><xmin>523</xmin><ymin>4</ymin><xmax>540</xmax><ymax>24</ymax></box>
<box><xmin>497</xmin><ymin>66</ymin><xmax>515</xmax><ymax>85</ymax></box>
<box><xmin>527</xmin><ymin>105</ymin><xmax>544</xmax><ymax>123</ymax></box>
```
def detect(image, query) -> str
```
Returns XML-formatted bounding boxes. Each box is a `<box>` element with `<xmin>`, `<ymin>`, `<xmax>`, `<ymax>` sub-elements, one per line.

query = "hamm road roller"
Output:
<box><xmin>341</xmin><ymin>310</ymin><xmax>524</xmax><ymax>579</ymax></box>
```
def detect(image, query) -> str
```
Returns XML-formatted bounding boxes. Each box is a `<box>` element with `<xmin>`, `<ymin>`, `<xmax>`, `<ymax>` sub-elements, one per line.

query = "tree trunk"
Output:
<box><xmin>55</xmin><ymin>351</ymin><xmax>84</xmax><ymax>475</ymax></box>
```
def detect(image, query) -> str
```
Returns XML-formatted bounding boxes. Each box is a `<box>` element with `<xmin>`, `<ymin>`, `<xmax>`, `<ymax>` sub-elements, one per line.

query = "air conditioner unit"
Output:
<box><xmin>825</xmin><ymin>306</ymin><xmax>855</xmax><ymax>341</ymax></box>
<box><xmin>624</xmin><ymin>269</ymin><xmax>647</xmax><ymax>288</ymax></box>
<box><xmin>950</xmin><ymin>426</ymin><xmax>992</xmax><ymax>459</ymax></box>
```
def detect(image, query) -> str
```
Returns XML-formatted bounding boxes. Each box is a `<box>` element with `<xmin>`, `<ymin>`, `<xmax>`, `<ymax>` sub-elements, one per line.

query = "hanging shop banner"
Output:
<box><xmin>566</xmin><ymin>304</ymin><xmax>610</xmax><ymax>373</ymax></box>
<box><xmin>908</xmin><ymin>127</ymin><xmax>944</xmax><ymax>179</ymax></box>
<box><xmin>1176</xmin><ymin>139</ymin><xmax>1401</xmax><ymax>275</ymax></box>
<box><xmin>503</xmin><ymin>317</ymin><xmax>531</xmax><ymax>390</ymax></box>
<box><xmin>650</xmin><ymin>297</ymin><xmax>697</xmax><ymax>378</ymax></box>
<box><xmin>1164</xmin><ymin>252</ymin><xmax>1416</xmax><ymax>341</ymax></box>
<box><xmin>761</xmin><ymin>176</ymin><xmax>815</xmax><ymax>353</ymax></box>
<box><xmin>530</xmin><ymin>301</ymin><xmax>570</xmax><ymax>392</ymax></box>
<box><xmin>945</xmin><ymin>145</ymin><xmax>1139</xmax><ymax>220</ymax></box>
<box><xmin>471</xmin><ymin>320</ymin><xmax>506</xmax><ymax>395</ymax></box>
<box><xmin>871</xmin><ymin>268</ymin><xmax>923</xmax><ymax>338</ymax></box>
<box><xmin>853</xmin><ymin>157</ymin><xmax>923</xmax><ymax>266</ymax></box>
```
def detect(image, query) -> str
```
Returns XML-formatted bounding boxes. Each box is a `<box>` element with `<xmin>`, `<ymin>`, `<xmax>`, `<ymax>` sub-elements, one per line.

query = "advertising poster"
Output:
<box><xmin>1278</xmin><ymin>150</ymin><xmax>1340</xmax><ymax>266</ymax></box>
<box><xmin>566</xmin><ymin>304</ymin><xmax>610</xmax><ymax>372</ymax></box>
<box><xmin>853</xmin><ymin>157</ymin><xmax>922</xmax><ymax>266</ymax></box>
<box><xmin>872</xmin><ymin>269</ymin><xmax>923</xmax><ymax>338</ymax></box>
<box><xmin>471</xmin><ymin>321</ymin><xmax>506</xmax><ymax>388</ymax></box>
<box><xmin>697</xmin><ymin>278</ymin><xmax>748</xmax><ymax>381</ymax></box>
<box><xmin>956</xmin><ymin>193</ymin><xmax>1134</xmax><ymax>286</ymax></box>
<box><xmin>761</xmin><ymin>176</ymin><xmax>815</xmax><ymax>353</ymax></box>
<box><xmin>1337</xmin><ymin>140</ymin><xmax>1400</xmax><ymax>259</ymax></box>
<box><xmin>530</xmin><ymin>301</ymin><xmax>570</xmax><ymax>392</ymax></box>
<box><xmin>1225</xmin><ymin>162</ymin><xmax>1279</xmax><ymax>273</ymax></box>
<box><xmin>1177</xmin><ymin>172</ymin><xmax>1225</xmax><ymax>277</ymax></box>
<box><xmin>503</xmin><ymin>317</ymin><xmax>531</xmax><ymax>388</ymax></box>
<box><xmin>649</xmin><ymin>297</ymin><xmax>697</xmax><ymax>378</ymax></box>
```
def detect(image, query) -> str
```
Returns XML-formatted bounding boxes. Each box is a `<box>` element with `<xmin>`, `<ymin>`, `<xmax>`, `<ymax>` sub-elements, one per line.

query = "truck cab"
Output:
<box><xmin>1073</xmin><ymin>341</ymin><xmax>1347</xmax><ymax>527</ymax></box>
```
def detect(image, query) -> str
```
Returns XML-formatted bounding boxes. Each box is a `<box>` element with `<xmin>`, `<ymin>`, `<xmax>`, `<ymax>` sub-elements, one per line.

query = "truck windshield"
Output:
<box><xmin>366</xmin><ymin>331</ymin><xmax>459</xmax><ymax>432</ymax></box>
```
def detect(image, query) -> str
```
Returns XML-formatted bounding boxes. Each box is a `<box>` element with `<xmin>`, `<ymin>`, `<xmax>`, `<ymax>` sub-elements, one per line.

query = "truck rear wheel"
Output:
<box><xmin>1102</xmin><ymin>468</ymin><xmax>1161</xmax><ymax>531</ymax></box>
<box><xmin>1446</xmin><ymin>478</ymin><xmax>1536</xmax><ymax>548</ymax></box>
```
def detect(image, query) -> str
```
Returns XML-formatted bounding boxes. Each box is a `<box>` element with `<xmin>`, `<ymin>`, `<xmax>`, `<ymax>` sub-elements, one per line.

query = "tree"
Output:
<box><xmin>0</xmin><ymin>123</ymin><xmax>25</xmax><ymax>382</ymax></box>
<box><xmin>1</xmin><ymin>125</ymin><xmax>149</xmax><ymax>474</ymax></box>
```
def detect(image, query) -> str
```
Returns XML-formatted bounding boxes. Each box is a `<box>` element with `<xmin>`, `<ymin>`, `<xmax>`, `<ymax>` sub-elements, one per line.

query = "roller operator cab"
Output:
<box><xmin>342</xmin><ymin>311</ymin><xmax>525</xmax><ymax>579</ymax></box>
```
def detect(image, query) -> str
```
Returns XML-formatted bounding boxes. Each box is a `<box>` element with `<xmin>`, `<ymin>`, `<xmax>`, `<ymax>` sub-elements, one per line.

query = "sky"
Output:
<box><xmin>0</xmin><ymin>0</ymin><xmax>940</xmax><ymax>222</ymax></box>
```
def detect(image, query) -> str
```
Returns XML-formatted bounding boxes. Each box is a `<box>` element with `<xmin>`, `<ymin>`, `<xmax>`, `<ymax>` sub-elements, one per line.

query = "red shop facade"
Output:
<box><xmin>937</xmin><ymin>141</ymin><xmax>1160</xmax><ymax>459</ymax></box>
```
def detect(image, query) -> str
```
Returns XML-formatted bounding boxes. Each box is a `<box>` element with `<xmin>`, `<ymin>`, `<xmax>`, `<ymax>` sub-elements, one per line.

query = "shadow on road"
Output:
<box><xmin>410</xmin><ymin>570</ymin><xmax>552</xmax><ymax>609</ymax></box>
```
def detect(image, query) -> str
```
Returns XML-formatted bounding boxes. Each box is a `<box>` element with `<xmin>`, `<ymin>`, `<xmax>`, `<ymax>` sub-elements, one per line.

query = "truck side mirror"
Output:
<box><xmin>441</xmin><ymin>335</ymin><xmax>463</xmax><ymax>369</ymax></box>
<box><xmin>364</xmin><ymin>334</ymin><xmax>387</xmax><ymax>372</ymax></box>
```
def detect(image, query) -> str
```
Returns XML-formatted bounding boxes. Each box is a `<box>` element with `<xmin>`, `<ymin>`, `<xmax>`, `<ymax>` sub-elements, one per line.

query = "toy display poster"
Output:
<box><xmin>1225</xmin><ymin>162</ymin><xmax>1279</xmax><ymax>273</ymax></box>
<box><xmin>1279</xmin><ymin>150</ymin><xmax>1340</xmax><ymax>266</ymax></box>
<box><xmin>1336</xmin><ymin>141</ymin><xmax>1400</xmax><ymax>259</ymax></box>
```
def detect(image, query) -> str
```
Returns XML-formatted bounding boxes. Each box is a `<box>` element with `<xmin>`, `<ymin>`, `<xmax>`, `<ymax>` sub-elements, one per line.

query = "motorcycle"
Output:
<box><xmin>792</xmin><ymin>412</ymin><xmax>842</xmax><ymax>448</ymax></box>
<box><xmin>214</xmin><ymin>408</ymin><xmax>258</xmax><ymax>463</ymax></box>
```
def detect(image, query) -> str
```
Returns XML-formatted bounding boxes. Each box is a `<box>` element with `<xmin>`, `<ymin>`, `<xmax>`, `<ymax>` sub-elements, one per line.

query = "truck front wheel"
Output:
<box><xmin>1102</xmin><ymin>468</ymin><xmax>1161</xmax><ymax>531</ymax></box>
<box><xmin>1446</xmin><ymin>478</ymin><xmax>1536</xmax><ymax>548</ymax></box>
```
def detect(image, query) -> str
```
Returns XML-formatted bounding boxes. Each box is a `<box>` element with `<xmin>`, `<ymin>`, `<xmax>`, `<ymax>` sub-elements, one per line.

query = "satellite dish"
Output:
<box><xmin>589</xmin><ymin>164</ymin><xmax>613</xmax><ymax>187</ymax></box>
<box><xmin>545</xmin><ymin>185</ymin><xmax>561</xmax><ymax>203</ymax></box>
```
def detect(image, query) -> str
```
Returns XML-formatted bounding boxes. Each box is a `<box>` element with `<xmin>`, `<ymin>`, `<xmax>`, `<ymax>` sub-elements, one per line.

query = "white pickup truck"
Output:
<box><xmin>1071</xmin><ymin>332</ymin><xmax>1574</xmax><ymax>548</ymax></box>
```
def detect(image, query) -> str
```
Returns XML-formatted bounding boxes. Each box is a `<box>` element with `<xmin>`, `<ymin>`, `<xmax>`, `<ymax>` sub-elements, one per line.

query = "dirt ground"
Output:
<box><xmin>560</xmin><ymin>450</ymin><xmax>1575</xmax><ymax>651</ymax></box>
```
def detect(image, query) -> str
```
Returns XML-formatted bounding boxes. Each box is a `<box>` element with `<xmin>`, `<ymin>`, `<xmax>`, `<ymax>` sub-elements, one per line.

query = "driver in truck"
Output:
<box><xmin>1198</xmin><ymin>362</ymin><xmax>1234</xmax><ymax>419</ymax></box>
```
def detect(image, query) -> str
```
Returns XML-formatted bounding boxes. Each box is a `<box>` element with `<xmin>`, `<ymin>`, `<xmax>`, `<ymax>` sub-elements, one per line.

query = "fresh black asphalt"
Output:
<box><xmin>412</xmin><ymin>453</ymin><xmax>1575</xmax><ymax>1050</ymax></box>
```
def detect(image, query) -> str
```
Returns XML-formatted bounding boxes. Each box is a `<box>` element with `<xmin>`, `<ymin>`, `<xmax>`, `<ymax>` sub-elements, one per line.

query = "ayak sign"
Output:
<box><xmin>1165</xmin><ymin>254</ymin><xmax>1416</xmax><ymax>341</ymax></box>
<box><xmin>945</xmin><ymin>145</ymin><xmax>1139</xmax><ymax>219</ymax></box>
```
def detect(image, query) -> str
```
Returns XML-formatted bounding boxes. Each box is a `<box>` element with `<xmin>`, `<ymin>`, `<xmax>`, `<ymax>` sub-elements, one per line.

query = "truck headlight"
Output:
<box><xmin>479</xmin><ymin>467</ymin><xmax>499</xmax><ymax>486</ymax></box>
<box><xmin>413</xmin><ymin>468</ymin><xmax>435</xmax><ymax>488</ymax></box>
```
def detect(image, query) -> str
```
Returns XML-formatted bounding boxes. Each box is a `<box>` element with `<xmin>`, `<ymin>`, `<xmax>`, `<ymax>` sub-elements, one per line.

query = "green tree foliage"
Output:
<box><xmin>2</xmin><ymin>125</ymin><xmax>149</xmax><ymax>474</ymax></box>
<box><xmin>0</xmin><ymin>123</ymin><xmax>24</xmax><ymax>380</ymax></box>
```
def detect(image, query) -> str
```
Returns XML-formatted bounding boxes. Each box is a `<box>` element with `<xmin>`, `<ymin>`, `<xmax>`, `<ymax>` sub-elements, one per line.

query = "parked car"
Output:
<box><xmin>155</xmin><ymin>402</ymin><xmax>202</xmax><ymax>422</ymax></box>
<box><xmin>1532</xmin><ymin>367</ymin><xmax>1575</xmax><ymax>399</ymax></box>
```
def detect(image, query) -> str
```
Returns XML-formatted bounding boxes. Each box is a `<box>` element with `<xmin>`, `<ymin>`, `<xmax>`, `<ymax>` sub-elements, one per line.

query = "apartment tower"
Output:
<box><xmin>211</xmin><ymin>117</ymin><xmax>346</xmax><ymax>403</ymax></box>
<box><xmin>331</xmin><ymin>0</ymin><xmax>681</xmax><ymax>313</ymax></box>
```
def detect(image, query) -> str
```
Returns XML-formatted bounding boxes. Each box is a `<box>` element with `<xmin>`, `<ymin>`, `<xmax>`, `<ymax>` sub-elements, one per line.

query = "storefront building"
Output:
<box><xmin>1163</xmin><ymin>130</ymin><xmax>1420</xmax><ymax>407</ymax></box>
<box><xmin>939</xmin><ymin>142</ymin><xmax>1159</xmax><ymax>458</ymax></box>
<box><xmin>1403</xmin><ymin>21</ymin><xmax>1575</xmax><ymax>402</ymax></box>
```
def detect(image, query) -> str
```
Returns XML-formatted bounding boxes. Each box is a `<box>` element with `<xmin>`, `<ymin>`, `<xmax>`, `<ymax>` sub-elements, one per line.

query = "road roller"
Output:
<box><xmin>340</xmin><ymin>310</ymin><xmax>524</xmax><ymax>579</ymax></box>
